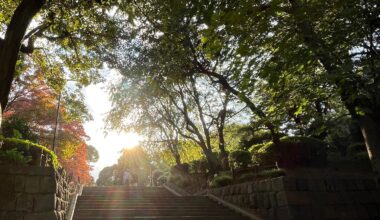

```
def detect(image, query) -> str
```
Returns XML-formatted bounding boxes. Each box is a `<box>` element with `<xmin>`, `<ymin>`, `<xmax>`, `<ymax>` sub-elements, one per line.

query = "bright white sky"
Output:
<box><xmin>82</xmin><ymin>71</ymin><xmax>142</xmax><ymax>180</ymax></box>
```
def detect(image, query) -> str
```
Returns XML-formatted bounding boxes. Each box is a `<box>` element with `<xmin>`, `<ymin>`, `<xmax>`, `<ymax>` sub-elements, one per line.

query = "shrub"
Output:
<box><xmin>1</xmin><ymin>115</ymin><xmax>37</xmax><ymax>142</ymax></box>
<box><xmin>251</xmin><ymin>136</ymin><xmax>327</xmax><ymax>168</ymax></box>
<box><xmin>168</xmin><ymin>173</ymin><xmax>180</xmax><ymax>186</ymax></box>
<box><xmin>353</xmin><ymin>152</ymin><xmax>370</xmax><ymax>161</ymax></box>
<box><xmin>171</xmin><ymin>163</ymin><xmax>190</xmax><ymax>174</ymax></box>
<box><xmin>157</xmin><ymin>175</ymin><xmax>168</xmax><ymax>185</ymax></box>
<box><xmin>210</xmin><ymin>174</ymin><xmax>233</xmax><ymax>188</ymax></box>
<box><xmin>238</xmin><ymin>173</ymin><xmax>256</xmax><ymax>182</ymax></box>
<box><xmin>0</xmin><ymin>148</ymin><xmax>32</xmax><ymax>165</ymax></box>
<box><xmin>251</xmin><ymin>142</ymin><xmax>277</xmax><ymax>165</ymax></box>
<box><xmin>347</xmin><ymin>142</ymin><xmax>366</xmax><ymax>157</ymax></box>
<box><xmin>189</xmin><ymin>158</ymin><xmax>209</xmax><ymax>173</ymax></box>
<box><xmin>229</xmin><ymin>150</ymin><xmax>252</xmax><ymax>168</ymax></box>
<box><xmin>256</xmin><ymin>168</ymin><xmax>285</xmax><ymax>179</ymax></box>
<box><xmin>238</xmin><ymin>128</ymin><xmax>273</xmax><ymax>150</ymax></box>
<box><xmin>0</xmin><ymin>136</ymin><xmax>60</xmax><ymax>169</ymax></box>
<box><xmin>278</xmin><ymin>136</ymin><xmax>327</xmax><ymax>167</ymax></box>
<box><xmin>152</xmin><ymin>170</ymin><xmax>164</xmax><ymax>185</ymax></box>
<box><xmin>168</xmin><ymin>171</ymin><xmax>191</xmax><ymax>188</ymax></box>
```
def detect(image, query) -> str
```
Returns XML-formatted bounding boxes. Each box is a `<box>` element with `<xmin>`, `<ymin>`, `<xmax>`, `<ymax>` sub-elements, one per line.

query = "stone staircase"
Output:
<box><xmin>73</xmin><ymin>186</ymin><xmax>249</xmax><ymax>219</ymax></box>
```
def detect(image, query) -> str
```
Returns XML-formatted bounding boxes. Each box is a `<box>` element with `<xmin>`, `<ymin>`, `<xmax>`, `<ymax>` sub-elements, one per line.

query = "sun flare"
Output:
<box><xmin>123</xmin><ymin>132</ymin><xmax>143</xmax><ymax>149</ymax></box>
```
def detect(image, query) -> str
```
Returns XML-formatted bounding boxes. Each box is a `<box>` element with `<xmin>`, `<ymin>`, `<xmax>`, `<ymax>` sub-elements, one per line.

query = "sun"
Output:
<box><xmin>123</xmin><ymin>132</ymin><xmax>143</xmax><ymax>149</ymax></box>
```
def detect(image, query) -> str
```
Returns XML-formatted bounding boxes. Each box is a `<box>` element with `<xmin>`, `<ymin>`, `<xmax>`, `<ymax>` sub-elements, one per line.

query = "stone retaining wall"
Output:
<box><xmin>0</xmin><ymin>166</ymin><xmax>70</xmax><ymax>220</ymax></box>
<box><xmin>208</xmin><ymin>175</ymin><xmax>380</xmax><ymax>219</ymax></box>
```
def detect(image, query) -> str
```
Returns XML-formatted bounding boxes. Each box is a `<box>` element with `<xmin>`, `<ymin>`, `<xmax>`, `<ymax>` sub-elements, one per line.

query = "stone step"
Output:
<box><xmin>82</xmin><ymin>191</ymin><xmax>174</xmax><ymax>195</ymax></box>
<box><xmin>73</xmin><ymin>187</ymin><xmax>246</xmax><ymax>219</ymax></box>
<box><xmin>82</xmin><ymin>187</ymin><xmax>168</xmax><ymax>192</ymax></box>
<box><xmin>73</xmin><ymin>216</ymin><xmax>246</xmax><ymax>220</ymax></box>
<box><xmin>74</xmin><ymin>210</ymin><xmax>240</xmax><ymax>217</ymax></box>
<box><xmin>76</xmin><ymin>204</ymin><xmax>224</xmax><ymax>209</ymax></box>
<box><xmin>78</xmin><ymin>195</ymin><xmax>217</xmax><ymax>203</ymax></box>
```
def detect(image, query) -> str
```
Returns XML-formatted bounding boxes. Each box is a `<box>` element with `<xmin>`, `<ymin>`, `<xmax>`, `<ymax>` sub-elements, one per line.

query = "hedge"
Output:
<box><xmin>0</xmin><ymin>136</ymin><xmax>60</xmax><ymax>169</ymax></box>
<box><xmin>251</xmin><ymin>136</ymin><xmax>328</xmax><ymax>168</ymax></box>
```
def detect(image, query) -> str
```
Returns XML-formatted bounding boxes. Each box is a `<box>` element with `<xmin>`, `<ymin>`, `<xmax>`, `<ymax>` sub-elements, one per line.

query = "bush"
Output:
<box><xmin>238</xmin><ymin>128</ymin><xmax>273</xmax><ymax>150</ymax></box>
<box><xmin>210</xmin><ymin>174</ymin><xmax>233</xmax><ymax>188</ymax></box>
<box><xmin>1</xmin><ymin>115</ymin><xmax>37</xmax><ymax>142</ymax></box>
<box><xmin>157</xmin><ymin>175</ymin><xmax>168</xmax><ymax>185</ymax></box>
<box><xmin>0</xmin><ymin>148</ymin><xmax>32</xmax><ymax>165</ymax></box>
<box><xmin>238</xmin><ymin>173</ymin><xmax>256</xmax><ymax>182</ymax></box>
<box><xmin>0</xmin><ymin>136</ymin><xmax>60</xmax><ymax>169</ymax></box>
<box><xmin>189</xmin><ymin>158</ymin><xmax>209</xmax><ymax>173</ymax></box>
<box><xmin>347</xmin><ymin>142</ymin><xmax>366</xmax><ymax>157</ymax></box>
<box><xmin>152</xmin><ymin>170</ymin><xmax>164</xmax><ymax>185</ymax></box>
<box><xmin>230</xmin><ymin>150</ymin><xmax>252</xmax><ymax>168</ymax></box>
<box><xmin>251</xmin><ymin>136</ymin><xmax>327</xmax><ymax>168</ymax></box>
<box><xmin>256</xmin><ymin>168</ymin><xmax>285</xmax><ymax>179</ymax></box>
<box><xmin>251</xmin><ymin>142</ymin><xmax>278</xmax><ymax>165</ymax></box>
<box><xmin>171</xmin><ymin>163</ymin><xmax>190</xmax><ymax>174</ymax></box>
<box><xmin>353</xmin><ymin>152</ymin><xmax>370</xmax><ymax>161</ymax></box>
<box><xmin>168</xmin><ymin>171</ymin><xmax>191</xmax><ymax>188</ymax></box>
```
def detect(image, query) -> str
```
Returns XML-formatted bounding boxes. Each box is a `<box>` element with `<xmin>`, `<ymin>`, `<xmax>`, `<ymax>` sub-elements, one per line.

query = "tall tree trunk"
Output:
<box><xmin>0</xmin><ymin>0</ymin><xmax>45</xmax><ymax>113</ymax></box>
<box><xmin>202</xmin><ymin>147</ymin><xmax>218</xmax><ymax>175</ymax></box>
<box><xmin>173</xmin><ymin>153</ymin><xmax>182</xmax><ymax>166</ymax></box>
<box><xmin>289</xmin><ymin>0</ymin><xmax>380</xmax><ymax>173</ymax></box>
<box><xmin>358</xmin><ymin>115</ymin><xmax>380</xmax><ymax>173</ymax></box>
<box><xmin>217</xmin><ymin>93</ymin><xmax>230</xmax><ymax>170</ymax></box>
<box><xmin>169</xmin><ymin>142</ymin><xmax>182</xmax><ymax>166</ymax></box>
<box><xmin>218</xmin><ymin>125</ymin><xmax>229</xmax><ymax>170</ymax></box>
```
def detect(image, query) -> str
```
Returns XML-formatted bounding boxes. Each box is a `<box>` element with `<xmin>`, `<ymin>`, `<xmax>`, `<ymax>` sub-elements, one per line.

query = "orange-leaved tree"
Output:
<box><xmin>3</xmin><ymin>71</ymin><xmax>93</xmax><ymax>184</ymax></box>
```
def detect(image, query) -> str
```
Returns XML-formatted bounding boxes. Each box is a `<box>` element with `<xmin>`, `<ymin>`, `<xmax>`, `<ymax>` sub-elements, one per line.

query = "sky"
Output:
<box><xmin>82</xmin><ymin>71</ymin><xmax>142</xmax><ymax>180</ymax></box>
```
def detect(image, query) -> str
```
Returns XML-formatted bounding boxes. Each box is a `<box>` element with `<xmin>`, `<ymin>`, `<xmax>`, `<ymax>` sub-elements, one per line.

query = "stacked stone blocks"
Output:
<box><xmin>208</xmin><ymin>176</ymin><xmax>380</xmax><ymax>219</ymax></box>
<box><xmin>0</xmin><ymin>166</ymin><xmax>70</xmax><ymax>220</ymax></box>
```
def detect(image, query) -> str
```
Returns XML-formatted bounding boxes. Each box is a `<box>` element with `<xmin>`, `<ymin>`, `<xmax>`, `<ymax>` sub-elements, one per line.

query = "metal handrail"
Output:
<box><xmin>66</xmin><ymin>182</ymin><xmax>83</xmax><ymax>220</ymax></box>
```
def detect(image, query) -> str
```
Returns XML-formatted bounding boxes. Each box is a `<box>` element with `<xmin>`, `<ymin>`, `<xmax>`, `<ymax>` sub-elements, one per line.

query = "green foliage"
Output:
<box><xmin>352</xmin><ymin>152</ymin><xmax>370</xmax><ymax>161</ymax></box>
<box><xmin>250</xmin><ymin>142</ymin><xmax>277</xmax><ymax>165</ymax></box>
<box><xmin>251</xmin><ymin>136</ymin><xmax>327</xmax><ymax>168</ymax></box>
<box><xmin>256</xmin><ymin>169</ymin><xmax>286</xmax><ymax>179</ymax></box>
<box><xmin>238</xmin><ymin>129</ymin><xmax>273</xmax><ymax>151</ymax></box>
<box><xmin>237</xmin><ymin>169</ymin><xmax>286</xmax><ymax>183</ymax></box>
<box><xmin>1</xmin><ymin>115</ymin><xmax>37</xmax><ymax>142</ymax></box>
<box><xmin>238</xmin><ymin>173</ymin><xmax>256</xmax><ymax>183</ymax></box>
<box><xmin>86</xmin><ymin>145</ymin><xmax>99</xmax><ymax>163</ymax></box>
<box><xmin>96</xmin><ymin>165</ymin><xmax>117</xmax><ymax>186</ymax></box>
<box><xmin>229</xmin><ymin>150</ymin><xmax>251</xmax><ymax>169</ymax></box>
<box><xmin>153</xmin><ymin>170</ymin><xmax>168</xmax><ymax>185</ymax></box>
<box><xmin>0</xmin><ymin>136</ymin><xmax>60</xmax><ymax>169</ymax></box>
<box><xmin>100</xmin><ymin>0</ymin><xmax>379</xmax><ymax>174</ymax></box>
<box><xmin>210</xmin><ymin>174</ymin><xmax>233</xmax><ymax>188</ymax></box>
<box><xmin>0</xmin><ymin>148</ymin><xmax>32</xmax><ymax>165</ymax></box>
<box><xmin>168</xmin><ymin>173</ymin><xmax>190</xmax><ymax>188</ymax></box>
<box><xmin>189</xmin><ymin>158</ymin><xmax>209</xmax><ymax>173</ymax></box>
<box><xmin>157</xmin><ymin>175</ymin><xmax>168</xmax><ymax>185</ymax></box>
<box><xmin>347</xmin><ymin>142</ymin><xmax>366</xmax><ymax>157</ymax></box>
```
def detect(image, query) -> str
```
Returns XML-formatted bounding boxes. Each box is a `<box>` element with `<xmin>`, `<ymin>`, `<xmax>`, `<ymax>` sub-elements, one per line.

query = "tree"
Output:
<box><xmin>0</xmin><ymin>0</ymin><xmax>121</xmax><ymax>128</ymax></box>
<box><xmin>103</xmin><ymin>0</ymin><xmax>283</xmax><ymax>146</ymax></box>
<box><xmin>87</xmin><ymin>145</ymin><xmax>99</xmax><ymax>163</ymax></box>
<box><xmin>97</xmin><ymin>165</ymin><xmax>117</xmax><ymax>186</ymax></box>
<box><xmin>61</xmin><ymin>142</ymin><xmax>92</xmax><ymax>184</ymax></box>
<box><xmin>106</xmin><ymin>0</ymin><xmax>380</xmax><ymax>172</ymax></box>
<box><xmin>3</xmin><ymin>70</ymin><xmax>93</xmax><ymax>183</ymax></box>
<box><xmin>108</xmin><ymin>73</ymin><xmax>240</xmax><ymax>174</ymax></box>
<box><xmin>116</xmin><ymin>147</ymin><xmax>151</xmax><ymax>185</ymax></box>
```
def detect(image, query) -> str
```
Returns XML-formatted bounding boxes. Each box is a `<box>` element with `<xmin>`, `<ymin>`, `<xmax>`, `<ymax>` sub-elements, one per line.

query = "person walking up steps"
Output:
<box><xmin>123</xmin><ymin>170</ymin><xmax>130</xmax><ymax>186</ymax></box>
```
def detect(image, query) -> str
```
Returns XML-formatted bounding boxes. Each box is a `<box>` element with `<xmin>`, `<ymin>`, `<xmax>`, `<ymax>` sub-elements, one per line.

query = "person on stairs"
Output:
<box><xmin>123</xmin><ymin>170</ymin><xmax>130</xmax><ymax>186</ymax></box>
